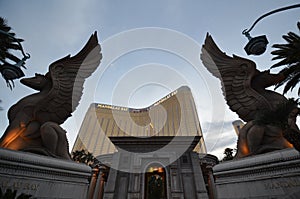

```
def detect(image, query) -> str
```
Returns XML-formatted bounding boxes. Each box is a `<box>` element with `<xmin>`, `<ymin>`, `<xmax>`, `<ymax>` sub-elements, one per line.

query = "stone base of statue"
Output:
<box><xmin>0</xmin><ymin>148</ymin><xmax>91</xmax><ymax>198</ymax></box>
<box><xmin>213</xmin><ymin>148</ymin><xmax>300</xmax><ymax>199</ymax></box>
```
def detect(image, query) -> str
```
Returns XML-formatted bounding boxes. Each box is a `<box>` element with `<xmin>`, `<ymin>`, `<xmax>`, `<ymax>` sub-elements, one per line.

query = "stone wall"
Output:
<box><xmin>0</xmin><ymin>148</ymin><xmax>91</xmax><ymax>198</ymax></box>
<box><xmin>213</xmin><ymin>148</ymin><xmax>300</xmax><ymax>199</ymax></box>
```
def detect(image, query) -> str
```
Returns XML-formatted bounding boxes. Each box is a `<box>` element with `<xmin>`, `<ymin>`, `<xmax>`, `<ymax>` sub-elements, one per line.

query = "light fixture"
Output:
<box><xmin>243</xmin><ymin>31</ymin><xmax>268</xmax><ymax>55</ymax></box>
<box><xmin>242</xmin><ymin>4</ymin><xmax>300</xmax><ymax>56</ymax></box>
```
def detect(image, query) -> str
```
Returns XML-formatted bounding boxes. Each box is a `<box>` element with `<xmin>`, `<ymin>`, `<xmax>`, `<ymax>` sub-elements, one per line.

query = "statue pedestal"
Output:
<box><xmin>213</xmin><ymin>148</ymin><xmax>300</xmax><ymax>198</ymax></box>
<box><xmin>0</xmin><ymin>148</ymin><xmax>91</xmax><ymax>198</ymax></box>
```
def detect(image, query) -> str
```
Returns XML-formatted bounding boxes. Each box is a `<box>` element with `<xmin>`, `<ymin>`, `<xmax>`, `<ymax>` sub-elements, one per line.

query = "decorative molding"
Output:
<box><xmin>213</xmin><ymin>148</ymin><xmax>300</xmax><ymax>198</ymax></box>
<box><xmin>214</xmin><ymin>148</ymin><xmax>300</xmax><ymax>183</ymax></box>
<box><xmin>0</xmin><ymin>148</ymin><xmax>91</xmax><ymax>179</ymax></box>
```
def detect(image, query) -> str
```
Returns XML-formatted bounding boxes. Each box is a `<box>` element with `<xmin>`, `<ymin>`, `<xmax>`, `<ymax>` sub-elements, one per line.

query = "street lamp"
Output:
<box><xmin>242</xmin><ymin>3</ymin><xmax>300</xmax><ymax>55</ymax></box>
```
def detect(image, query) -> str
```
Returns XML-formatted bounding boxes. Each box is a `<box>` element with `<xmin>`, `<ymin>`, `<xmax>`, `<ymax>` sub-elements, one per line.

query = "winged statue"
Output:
<box><xmin>0</xmin><ymin>32</ymin><xmax>102</xmax><ymax>159</ymax></box>
<box><xmin>201</xmin><ymin>34</ymin><xmax>297</xmax><ymax>158</ymax></box>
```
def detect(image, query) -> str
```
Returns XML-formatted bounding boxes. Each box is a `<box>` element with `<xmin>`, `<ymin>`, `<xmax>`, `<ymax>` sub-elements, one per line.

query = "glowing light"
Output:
<box><xmin>97</xmin><ymin>104</ymin><xmax>128</xmax><ymax>111</ymax></box>
<box><xmin>241</xmin><ymin>143</ymin><xmax>250</xmax><ymax>155</ymax></box>
<box><xmin>1</xmin><ymin>127</ymin><xmax>25</xmax><ymax>150</ymax></box>
<box><xmin>286</xmin><ymin>142</ymin><xmax>293</xmax><ymax>148</ymax></box>
<box><xmin>153</xmin><ymin>90</ymin><xmax>177</xmax><ymax>106</ymax></box>
<box><xmin>150</xmin><ymin>123</ymin><xmax>154</xmax><ymax>129</ymax></box>
<box><xmin>147</xmin><ymin>166</ymin><xmax>164</xmax><ymax>173</ymax></box>
<box><xmin>96</xmin><ymin>90</ymin><xmax>178</xmax><ymax>111</ymax></box>
<box><xmin>158</xmin><ymin>167</ymin><xmax>164</xmax><ymax>173</ymax></box>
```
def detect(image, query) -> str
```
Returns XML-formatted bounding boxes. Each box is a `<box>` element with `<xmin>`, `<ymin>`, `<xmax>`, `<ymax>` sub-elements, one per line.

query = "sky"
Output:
<box><xmin>0</xmin><ymin>0</ymin><xmax>299</xmax><ymax>159</ymax></box>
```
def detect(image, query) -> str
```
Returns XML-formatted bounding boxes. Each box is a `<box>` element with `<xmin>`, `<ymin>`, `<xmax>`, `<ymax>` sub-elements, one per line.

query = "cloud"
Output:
<box><xmin>202</xmin><ymin>120</ymin><xmax>238</xmax><ymax>158</ymax></box>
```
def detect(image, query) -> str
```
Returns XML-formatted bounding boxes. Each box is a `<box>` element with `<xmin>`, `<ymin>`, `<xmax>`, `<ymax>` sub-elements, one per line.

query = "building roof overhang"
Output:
<box><xmin>109</xmin><ymin>135</ymin><xmax>201</xmax><ymax>153</ymax></box>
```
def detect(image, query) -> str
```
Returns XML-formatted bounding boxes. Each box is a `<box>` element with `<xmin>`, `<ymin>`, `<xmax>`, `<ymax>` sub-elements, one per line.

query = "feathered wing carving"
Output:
<box><xmin>200</xmin><ymin>34</ymin><xmax>272</xmax><ymax>122</ymax></box>
<box><xmin>35</xmin><ymin>32</ymin><xmax>102</xmax><ymax>124</ymax></box>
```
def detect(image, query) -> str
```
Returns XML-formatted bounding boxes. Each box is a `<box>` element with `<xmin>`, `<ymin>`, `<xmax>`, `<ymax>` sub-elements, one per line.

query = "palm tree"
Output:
<box><xmin>71</xmin><ymin>149</ymin><xmax>97</xmax><ymax>167</ymax></box>
<box><xmin>0</xmin><ymin>17</ymin><xmax>24</xmax><ymax>65</ymax></box>
<box><xmin>222</xmin><ymin>148</ymin><xmax>234</xmax><ymax>161</ymax></box>
<box><xmin>271</xmin><ymin>22</ymin><xmax>300</xmax><ymax>95</ymax></box>
<box><xmin>0</xmin><ymin>17</ymin><xmax>27</xmax><ymax>89</ymax></box>
<box><xmin>72</xmin><ymin>149</ymin><xmax>86</xmax><ymax>162</ymax></box>
<box><xmin>85</xmin><ymin>151</ymin><xmax>96</xmax><ymax>166</ymax></box>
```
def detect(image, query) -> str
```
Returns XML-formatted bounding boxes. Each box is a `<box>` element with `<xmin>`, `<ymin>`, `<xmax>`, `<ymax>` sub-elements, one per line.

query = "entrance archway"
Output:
<box><xmin>145</xmin><ymin>163</ymin><xmax>167</xmax><ymax>199</ymax></box>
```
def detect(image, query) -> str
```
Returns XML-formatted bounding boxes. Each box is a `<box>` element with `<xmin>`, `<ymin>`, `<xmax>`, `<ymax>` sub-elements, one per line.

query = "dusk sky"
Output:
<box><xmin>0</xmin><ymin>0</ymin><xmax>299</xmax><ymax>159</ymax></box>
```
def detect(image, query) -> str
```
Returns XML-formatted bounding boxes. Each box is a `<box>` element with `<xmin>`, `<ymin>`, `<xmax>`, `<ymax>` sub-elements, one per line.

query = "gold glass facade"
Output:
<box><xmin>72</xmin><ymin>86</ymin><xmax>206</xmax><ymax>156</ymax></box>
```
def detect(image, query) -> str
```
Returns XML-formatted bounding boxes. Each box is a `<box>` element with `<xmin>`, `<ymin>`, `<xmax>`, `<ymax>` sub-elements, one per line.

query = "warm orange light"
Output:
<box><xmin>1</xmin><ymin>127</ymin><xmax>25</xmax><ymax>150</ymax></box>
<box><xmin>286</xmin><ymin>142</ymin><xmax>293</xmax><ymax>148</ymax></box>
<box><xmin>147</xmin><ymin>166</ymin><xmax>165</xmax><ymax>173</ymax></box>
<box><xmin>158</xmin><ymin>167</ymin><xmax>164</xmax><ymax>173</ymax></box>
<box><xmin>241</xmin><ymin>143</ymin><xmax>250</xmax><ymax>155</ymax></box>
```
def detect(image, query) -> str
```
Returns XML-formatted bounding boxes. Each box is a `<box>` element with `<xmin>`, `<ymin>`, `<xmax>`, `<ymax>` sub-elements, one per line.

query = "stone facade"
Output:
<box><xmin>0</xmin><ymin>148</ymin><xmax>91</xmax><ymax>198</ymax></box>
<box><xmin>91</xmin><ymin>136</ymin><xmax>210</xmax><ymax>199</ymax></box>
<box><xmin>213</xmin><ymin>148</ymin><xmax>300</xmax><ymax>198</ymax></box>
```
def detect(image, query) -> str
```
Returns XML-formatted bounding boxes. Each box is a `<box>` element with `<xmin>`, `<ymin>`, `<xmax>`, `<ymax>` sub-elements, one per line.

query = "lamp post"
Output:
<box><xmin>242</xmin><ymin>3</ymin><xmax>300</xmax><ymax>55</ymax></box>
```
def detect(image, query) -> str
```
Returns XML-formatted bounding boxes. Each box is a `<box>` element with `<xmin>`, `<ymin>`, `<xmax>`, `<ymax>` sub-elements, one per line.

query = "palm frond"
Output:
<box><xmin>283</xmin><ymin>72</ymin><xmax>300</xmax><ymax>94</ymax></box>
<box><xmin>7</xmin><ymin>43</ymin><xmax>22</xmax><ymax>50</ymax></box>
<box><xmin>0</xmin><ymin>18</ymin><xmax>11</xmax><ymax>32</ymax></box>
<box><xmin>272</xmin><ymin>58</ymin><xmax>292</xmax><ymax>68</ymax></box>
<box><xmin>287</xmin><ymin>32</ymin><xmax>300</xmax><ymax>41</ymax></box>
<box><xmin>275</xmin><ymin>63</ymin><xmax>300</xmax><ymax>90</ymax></box>
<box><xmin>271</xmin><ymin>22</ymin><xmax>300</xmax><ymax>95</ymax></box>
<box><xmin>0</xmin><ymin>17</ymin><xmax>25</xmax><ymax>65</ymax></box>
<box><xmin>5</xmin><ymin>52</ymin><xmax>21</xmax><ymax>63</ymax></box>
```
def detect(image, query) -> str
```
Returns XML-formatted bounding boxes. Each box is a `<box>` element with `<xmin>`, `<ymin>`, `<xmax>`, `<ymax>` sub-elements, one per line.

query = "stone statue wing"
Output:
<box><xmin>200</xmin><ymin>34</ymin><xmax>270</xmax><ymax>122</ymax></box>
<box><xmin>35</xmin><ymin>32</ymin><xmax>102</xmax><ymax>124</ymax></box>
